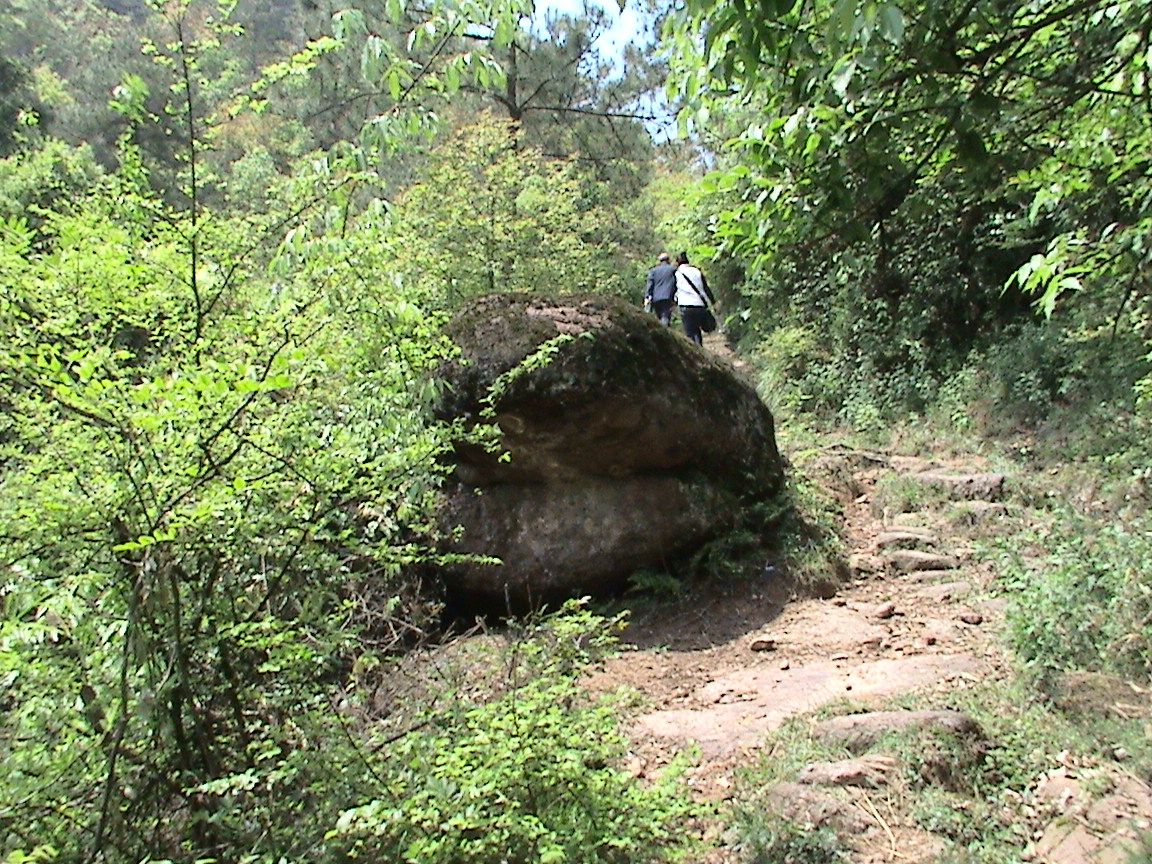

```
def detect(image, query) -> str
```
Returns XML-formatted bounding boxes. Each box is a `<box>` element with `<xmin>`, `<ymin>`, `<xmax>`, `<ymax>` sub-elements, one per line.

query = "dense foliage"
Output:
<box><xmin>0</xmin><ymin>150</ymin><xmax>457</xmax><ymax>860</ymax></box>
<box><xmin>384</xmin><ymin>115</ymin><xmax>635</xmax><ymax>305</ymax></box>
<box><xmin>0</xmin><ymin>0</ymin><xmax>680</xmax><ymax>859</ymax></box>
<box><xmin>999</xmin><ymin>507</ymin><xmax>1152</xmax><ymax>685</ymax></box>
<box><xmin>330</xmin><ymin>603</ymin><xmax>696</xmax><ymax>864</ymax></box>
<box><xmin>664</xmin><ymin>0</ymin><xmax>1152</xmax><ymax>436</ymax></box>
<box><xmin>3</xmin><ymin>0</ymin><xmax>1151</xmax><ymax>860</ymax></box>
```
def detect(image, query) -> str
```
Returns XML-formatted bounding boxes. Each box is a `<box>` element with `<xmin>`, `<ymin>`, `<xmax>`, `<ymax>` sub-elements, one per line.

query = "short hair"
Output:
<box><xmin>676</xmin><ymin>251</ymin><xmax>689</xmax><ymax>264</ymax></box>
<box><xmin>657</xmin><ymin>252</ymin><xmax>670</xmax><ymax>262</ymax></box>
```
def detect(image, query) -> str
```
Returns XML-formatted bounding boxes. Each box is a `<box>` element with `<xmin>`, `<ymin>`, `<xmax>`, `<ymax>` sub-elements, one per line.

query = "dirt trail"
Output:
<box><xmin>583</xmin><ymin>331</ymin><xmax>1152</xmax><ymax>863</ymax></box>
<box><xmin>588</xmin><ymin>443</ymin><xmax>1004</xmax><ymax>788</ymax></box>
<box><xmin>587</xmin><ymin>326</ymin><xmax>1009</xmax><ymax>787</ymax></box>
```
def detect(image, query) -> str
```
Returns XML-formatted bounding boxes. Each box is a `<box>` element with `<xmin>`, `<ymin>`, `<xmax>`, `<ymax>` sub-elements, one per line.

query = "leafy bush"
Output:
<box><xmin>724</xmin><ymin>718</ymin><xmax>848</xmax><ymax>864</ymax></box>
<box><xmin>751</xmin><ymin>324</ymin><xmax>823</xmax><ymax>422</ymax></box>
<box><xmin>628</xmin><ymin>567</ymin><xmax>688</xmax><ymax>598</ymax></box>
<box><xmin>0</xmin><ymin>139</ymin><xmax>101</xmax><ymax>228</ymax></box>
<box><xmin>730</xmin><ymin>815</ymin><xmax>847</xmax><ymax>864</ymax></box>
<box><xmin>869</xmin><ymin>472</ymin><xmax>957</xmax><ymax>518</ymax></box>
<box><xmin>329</xmin><ymin>602</ymin><xmax>698</xmax><ymax>864</ymax></box>
<box><xmin>774</xmin><ymin>451</ymin><xmax>850</xmax><ymax>594</ymax></box>
<box><xmin>0</xmin><ymin>162</ymin><xmax>456</xmax><ymax>861</ymax></box>
<box><xmin>997</xmin><ymin>509</ymin><xmax>1152</xmax><ymax>684</ymax></box>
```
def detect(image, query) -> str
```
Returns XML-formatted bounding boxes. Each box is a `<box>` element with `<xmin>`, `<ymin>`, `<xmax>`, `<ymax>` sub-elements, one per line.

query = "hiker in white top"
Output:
<box><xmin>674</xmin><ymin>251</ymin><xmax>716</xmax><ymax>345</ymax></box>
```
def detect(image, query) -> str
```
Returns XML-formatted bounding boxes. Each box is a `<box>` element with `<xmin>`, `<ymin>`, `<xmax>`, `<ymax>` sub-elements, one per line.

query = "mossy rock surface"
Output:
<box><xmin>436</xmin><ymin>292</ymin><xmax>785</xmax><ymax>609</ymax></box>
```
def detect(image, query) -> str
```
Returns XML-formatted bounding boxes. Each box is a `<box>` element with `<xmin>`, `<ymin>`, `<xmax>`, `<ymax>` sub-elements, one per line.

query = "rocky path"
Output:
<box><xmin>586</xmin><ymin>436</ymin><xmax>1152</xmax><ymax>863</ymax></box>
<box><xmin>588</xmin><ymin>447</ymin><xmax>1006</xmax><ymax>776</ymax></box>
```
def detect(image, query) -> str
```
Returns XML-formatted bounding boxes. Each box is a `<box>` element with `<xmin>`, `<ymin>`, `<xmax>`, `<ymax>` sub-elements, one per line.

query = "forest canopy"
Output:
<box><xmin>664</xmin><ymin>0</ymin><xmax>1152</xmax><ymax>433</ymax></box>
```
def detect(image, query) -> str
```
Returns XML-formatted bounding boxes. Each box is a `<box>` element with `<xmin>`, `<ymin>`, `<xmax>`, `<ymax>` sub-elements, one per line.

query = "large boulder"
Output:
<box><xmin>435</xmin><ymin>292</ymin><xmax>784</xmax><ymax>610</ymax></box>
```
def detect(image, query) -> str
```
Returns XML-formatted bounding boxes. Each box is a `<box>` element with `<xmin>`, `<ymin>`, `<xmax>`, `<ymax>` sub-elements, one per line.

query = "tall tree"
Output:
<box><xmin>466</xmin><ymin>2</ymin><xmax>664</xmax><ymax>195</ymax></box>
<box><xmin>384</xmin><ymin>112</ymin><xmax>631</xmax><ymax>305</ymax></box>
<box><xmin>668</xmin><ymin>0</ymin><xmax>1150</xmax><ymax>267</ymax></box>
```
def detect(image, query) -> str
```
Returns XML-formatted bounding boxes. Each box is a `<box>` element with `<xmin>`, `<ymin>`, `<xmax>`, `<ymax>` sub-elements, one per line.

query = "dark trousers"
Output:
<box><xmin>680</xmin><ymin>305</ymin><xmax>709</xmax><ymax>345</ymax></box>
<box><xmin>651</xmin><ymin>298</ymin><xmax>674</xmax><ymax>326</ymax></box>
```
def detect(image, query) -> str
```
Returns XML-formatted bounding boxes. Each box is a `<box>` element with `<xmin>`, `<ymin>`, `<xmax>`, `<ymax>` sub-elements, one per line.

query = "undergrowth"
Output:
<box><xmin>621</xmin><ymin>470</ymin><xmax>842</xmax><ymax>605</ymax></box>
<box><xmin>993</xmin><ymin>506</ymin><xmax>1152</xmax><ymax>686</ymax></box>
<box><xmin>728</xmin><ymin>673</ymin><xmax>1151</xmax><ymax>864</ymax></box>
<box><xmin>725</xmin><ymin>718</ymin><xmax>850</xmax><ymax>864</ymax></box>
<box><xmin>700</xmin><ymin>301</ymin><xmax>1152</xmax><ymax>862</ymax></box>
<box><xmin>771</xmin><ymin>451</ymin><xmax>850</xmax><ymax>597</ymax></box>
<box><xmin>724</xmin><ymin>369</ymin><xmax>1152</xmax><ymax>863</ymax></box>
<box><xmin>331</xmin><ymin>601</ymin><xmax>701</xmax><ymax>863</ymax></box>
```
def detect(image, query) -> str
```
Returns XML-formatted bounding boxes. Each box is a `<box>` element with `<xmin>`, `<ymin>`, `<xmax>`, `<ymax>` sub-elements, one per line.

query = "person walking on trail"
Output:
<box><xmin>674</xmin><ymin>251</ymin><xmax>716</xmax><ymax>346</ymax></box>
<box><xmin>644</xmin><ymin>252</ymin><xmax>678</xmax><ymax>326</ymax></box>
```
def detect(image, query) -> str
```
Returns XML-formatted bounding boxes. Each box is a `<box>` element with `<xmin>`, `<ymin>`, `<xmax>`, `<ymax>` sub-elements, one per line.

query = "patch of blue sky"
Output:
<box><xmin>531</xmin><ymin>0</ymin><xmax>676</xmax><ymax>139</ymax></box>
<box><xmin>532</xmin><ymin>0</ymin><xmax>646</xmax><ymax>64</ymax></box>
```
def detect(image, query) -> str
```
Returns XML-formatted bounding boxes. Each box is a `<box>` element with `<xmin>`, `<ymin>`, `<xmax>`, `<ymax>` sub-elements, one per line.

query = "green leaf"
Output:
<box><xmin>332</xmin><ymin>8</ymin><xmax>366</xmax><ymax>39</ymax></box>
<box><xmin>830</xmin><ymin>58</ymin><xmax>856</xmax><ymax>98</ymax></box>
<box><xmin>877</xmin><ymin>4</ymin><xmax>905</xmax><ymax>43</ymax></box>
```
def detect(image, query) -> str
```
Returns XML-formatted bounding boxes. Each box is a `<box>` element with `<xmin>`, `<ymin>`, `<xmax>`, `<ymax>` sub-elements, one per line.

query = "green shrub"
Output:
<box><xmin>751</xmin><ymin>324</ymin><xmax>822</xmax><ymax>422</ymax></box>
<box><xmin>328</xmin><ymin>602</ymin><xmax>699</xmax><ymax>864</ymax></box>
<box><xmin>996</xmin><ymin>510</ymin><xmax>1152</xmax><ymax>683</ymax></box>
<box><xmin>769</xmin><ymin>465</ymin><xmax>847</xmax><ymax>596</ymax></box>
<box><xmin>925</xmin><ymin>320</ymin><xmax>1150</xmax><ymax>460</ymax></box>
<box><xmin>730</xmin><ymin>814</ymin><xmax>847</xmax><ymax>864</ymax></box>
<box><xmin>628</xmin><ymin>567</ymin><xmax>687</xmax><ymax>598</ymax></box>
<box><xmin>0</xmin><ymin>180</ymin><xmax>458</xmax><ymax>862</ymax></box>
<box><xmin>870</xmin><ymin>472</ymin><xmax>956</xmax><ymax>517</ymax></box>
<box><xmin>723</xmin><ymin>717</ymin><xmax>849</xmax><ymax>863</ymax></box>
<box><xmin>0</xmin><ymin>138</ymin><xmax>101</xmax><ymax>227</ymax></box>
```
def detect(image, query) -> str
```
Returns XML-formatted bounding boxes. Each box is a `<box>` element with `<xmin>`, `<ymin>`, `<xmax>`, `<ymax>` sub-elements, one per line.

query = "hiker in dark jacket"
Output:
<box><xmin>644</xmin><ymin>252</ymin><xmax>678</xmax><ymax>326</ymax></box>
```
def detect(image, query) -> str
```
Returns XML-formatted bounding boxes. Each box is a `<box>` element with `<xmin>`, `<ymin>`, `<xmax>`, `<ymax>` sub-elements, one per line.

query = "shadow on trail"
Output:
<box><xmin>613</xmin><ymin>567</ymin><xmax>797</xmax><ymax>652</ymax></box>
